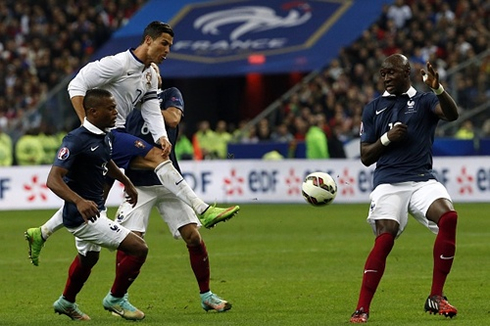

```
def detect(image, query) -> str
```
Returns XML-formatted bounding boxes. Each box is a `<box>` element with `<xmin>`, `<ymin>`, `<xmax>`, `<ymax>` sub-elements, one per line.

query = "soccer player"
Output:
<box><xmin>349</xmin><ymin>54</ymin><xmax>459</xmax><ymax>323</ymax></box>
<box><xmin>114</xmin><ymin>86</ymin><xmax>231</xmax><ymax>312</ymax></box>
<box><xmin>47</xmin><ymin>89</ymin><xmax>147</xmax><ymax>321</ymax></box>
<box><xmin>25</xmin><ymin>21</ymin><xmax>239</xmax><ymax>266</ymax></box>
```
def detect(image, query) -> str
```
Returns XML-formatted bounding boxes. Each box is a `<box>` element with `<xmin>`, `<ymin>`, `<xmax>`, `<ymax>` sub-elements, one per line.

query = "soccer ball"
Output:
<box><xmin>302</xmin><ymin>172</ymin><xmax>337</xmax><ymax>206</ymax></box>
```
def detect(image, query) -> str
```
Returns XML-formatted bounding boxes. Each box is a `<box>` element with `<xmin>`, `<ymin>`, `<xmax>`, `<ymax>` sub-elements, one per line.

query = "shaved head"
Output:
<box><xmin>380</xmin><ymin>54</ymin><xmax>412</xmax><ymax>95</ymax></box>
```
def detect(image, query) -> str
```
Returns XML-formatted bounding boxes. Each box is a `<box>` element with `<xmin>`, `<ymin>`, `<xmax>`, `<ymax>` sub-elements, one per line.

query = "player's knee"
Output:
<box><xmin>134</xmin><ymin>241</ymin><xmax>148</xmax><ymax>258</ymax></box>
<box><xmin>180</xmin><ymin>225</ymin><xmax>201</xmax><ymax>246</ymax></box>
<box><xmin>79</xmin><ymin>251</ymin><xmax>99</xmax><ymax>267</ymax></box>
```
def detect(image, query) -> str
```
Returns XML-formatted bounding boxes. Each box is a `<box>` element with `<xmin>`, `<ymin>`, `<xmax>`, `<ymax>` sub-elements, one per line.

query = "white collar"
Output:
<box><xmin>83</xmin><ymin>118</ymin><xmax>106</xmax><ymax>135</ymax></box>
<box><xmin>382</xmin><ymin>86</ymin><xmax>417</xmax><ymax>98</ymax></box>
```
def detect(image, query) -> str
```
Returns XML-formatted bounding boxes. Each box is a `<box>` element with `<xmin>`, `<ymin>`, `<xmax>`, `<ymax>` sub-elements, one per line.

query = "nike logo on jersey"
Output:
<box><xmin>375</xmin><ymin>107</ymin><xmax>388</xmax><ymax>115</ymax></box>
<box><xmin>91</xmin><ymin>146</ymin><xmax>99</xmax><ymax>151</ymax></box>
<box><xmin>440</xmin><ymin>254</ymin><xmax>454</xmax><ymax>260</ymax></box>
<box><xmin>175</xmin><ymin>179</ymin><xmax>184</xmax><ymax>186</ymax></box>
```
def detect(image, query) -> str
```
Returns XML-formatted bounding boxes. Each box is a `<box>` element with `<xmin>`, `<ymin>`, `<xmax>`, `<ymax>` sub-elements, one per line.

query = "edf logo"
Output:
<box><xmin>249</xmin><ymin>170</ymin><xmax>279</xmax><ymax>192</ymax></box>
<box><xmin>0</xmin><ymin>178</ymin><xmax>9</xmax><ymax>199</ymax></box>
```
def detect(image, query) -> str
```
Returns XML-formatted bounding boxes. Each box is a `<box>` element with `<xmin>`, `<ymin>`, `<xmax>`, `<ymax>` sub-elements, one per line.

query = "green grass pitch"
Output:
<box><xmin>2</xmin><ymin>202</ymin><xmax>490</xmax><ymax>325</ymax></box>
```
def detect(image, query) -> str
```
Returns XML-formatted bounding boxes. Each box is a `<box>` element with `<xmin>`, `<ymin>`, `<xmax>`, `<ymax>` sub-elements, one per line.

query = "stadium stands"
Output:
<box><xmin>2</xmin><ymin>0</ymin><xmax>490</xmax><ymax>164</ymax></box>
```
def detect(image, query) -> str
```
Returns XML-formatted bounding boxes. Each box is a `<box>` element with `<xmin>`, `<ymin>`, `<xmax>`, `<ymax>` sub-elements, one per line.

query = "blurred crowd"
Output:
<box><xmin>0</xmin><ymin>0</ymin><xmax>146</xmax><ymax>131</ymax></box>
<box><xmin>182</xmin><ymin>0</ymin><xmax>490</xmax><ymax>161</ymax></box>
<box><xmin>0</xmin><ymin>0</ymin><xmax>146</xmax><ymax>165</ymax></box>
<box><xmin>1</xmin><ymin>0</ymin><xmax>489</xmax><ymax>165</ymax></box>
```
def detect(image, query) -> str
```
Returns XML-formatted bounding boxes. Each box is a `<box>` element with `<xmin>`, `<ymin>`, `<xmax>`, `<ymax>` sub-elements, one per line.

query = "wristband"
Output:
<box><xmin>380</xmin><ymin>132</ymin><xmax>391</xmax><ymax>146</ymax></box>
<box><xmin>431</xmin><ymin>84</ymin><xmax>445</xmax><ymax>95</ymax></box>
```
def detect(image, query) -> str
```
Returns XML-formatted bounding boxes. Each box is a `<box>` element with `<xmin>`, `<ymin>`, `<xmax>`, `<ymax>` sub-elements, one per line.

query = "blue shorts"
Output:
<box><xmin>111</xmin><ymin>129</ymin><xmax>153</xmax><ymax>170</ymax></box>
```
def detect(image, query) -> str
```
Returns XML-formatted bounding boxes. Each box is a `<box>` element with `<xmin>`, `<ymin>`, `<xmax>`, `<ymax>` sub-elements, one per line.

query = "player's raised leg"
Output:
<box><xmin>25</xmin><ymin>207</ymin><xmax>64</xmax><ymax>266</ymax></box>
<box><xmin>139</xmin><ymin>156</ymin><xmax>240</xmax><ymax>228</ymax></box>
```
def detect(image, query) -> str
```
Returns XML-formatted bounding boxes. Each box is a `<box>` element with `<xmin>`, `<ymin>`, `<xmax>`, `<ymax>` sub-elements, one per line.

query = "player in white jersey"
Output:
<box><xmin>25</xmin><ymin>21</ymin><xmax>239</xmax><ymax>266</ymax></box>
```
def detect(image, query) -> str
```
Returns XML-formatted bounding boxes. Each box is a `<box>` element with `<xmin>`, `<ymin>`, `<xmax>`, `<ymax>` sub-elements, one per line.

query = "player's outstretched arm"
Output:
<box><xmin>421</xmin><ymin>61</ymin><xmax>458</xmax><ymax>121</ymax></box>
<box><xmin>71</xmin><ymin>96</ymin><xmax>86</xmax><ymax>124</ymax></box>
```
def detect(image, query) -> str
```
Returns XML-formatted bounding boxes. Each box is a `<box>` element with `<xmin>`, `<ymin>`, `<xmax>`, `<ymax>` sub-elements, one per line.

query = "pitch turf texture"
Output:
<box><xmin>2</xmin><ymin>203</ymin><xmax>489</xmax><ymax>325</ymax></box>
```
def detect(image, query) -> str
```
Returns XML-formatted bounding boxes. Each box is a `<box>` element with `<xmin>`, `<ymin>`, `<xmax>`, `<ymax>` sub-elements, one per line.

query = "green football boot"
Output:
<box><xmin>199</xmin><ymin>204</ymin><xmax>240</xmax><ymax>228</ymax></box>
<box><xmin>25</xmin><ymin>227</ymin><xmax>45</xmax><ymax>266</ymax></box>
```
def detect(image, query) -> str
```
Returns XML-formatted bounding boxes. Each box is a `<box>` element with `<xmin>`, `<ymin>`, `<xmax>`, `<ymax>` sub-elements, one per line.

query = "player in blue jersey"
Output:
<box><xmin>47</xmin><ymin>89</ymin><xmax>147</xmax><ymax>321</ymax></box>
<box><xmin>350</xmin><ymin>54</ymin><xmax>459</xmax><ymax>323</ymax></box>
<box><xmin>25</xmin><ymin>21</ymin><xmax>239</xmax><ymax>266</ymax></box>
<box><xmin>114</xmin><ymin>86</ymin><xmax>231</xmax><ymax>312</ymax></box>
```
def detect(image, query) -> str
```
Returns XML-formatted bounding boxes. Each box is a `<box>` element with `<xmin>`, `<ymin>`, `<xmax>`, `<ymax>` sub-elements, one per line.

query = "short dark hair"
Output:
<box><xmin>83</xmin><ymin>89</ymin><xmax>113</xmax><ymax>112</ymax></box>
<box><xmin>142</xmin><ymin>21</ymin><xmax>174</xmax><ymax>43</ymax></box>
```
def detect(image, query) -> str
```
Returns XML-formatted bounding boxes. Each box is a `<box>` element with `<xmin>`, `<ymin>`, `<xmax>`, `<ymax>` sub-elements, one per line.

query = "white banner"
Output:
<box><xmin>0</xmin><ymin>157</ymin><xmax>489</xmax><ymax>210</ymax></box>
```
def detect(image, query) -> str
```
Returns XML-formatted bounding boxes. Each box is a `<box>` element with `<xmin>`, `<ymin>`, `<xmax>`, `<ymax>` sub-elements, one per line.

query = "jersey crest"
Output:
<box><xmin>145</xmin><ymin>71</ymin><xmax>152</xmax><ymax>87</ymax></box>
<box><xmin>134</xmin><ymin>140</ymin><xmax>146</xmax><ymax>149</ymax></box>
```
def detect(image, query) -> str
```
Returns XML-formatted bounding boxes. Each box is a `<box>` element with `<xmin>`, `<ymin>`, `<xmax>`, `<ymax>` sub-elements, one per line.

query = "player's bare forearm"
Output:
<box><xmin>360</xmin><ymin>141</ymin><xmax>385</xmax><ymax>166</ymax></box>
<box><xmin>107</xmin><ymin>160</ymin><xmax>131</xmax><ymax>187</ymax></box>
<box><xmin>437</xmin><ymin>92</ymin><xmax>459</xmax><ymax>122</ymax></box>
<box><xmin>71</xmin><ymin>96</ymin><xmax>86</xmax><ymax>123</ymax></box>
<box><xmin>46</xmin><ymin>166</ymin><xmax>84</xmax><ymax>204</ymax></box>
<box><xmin>421</xmin><ymin>61</ymin><xmax>459</xmax><ymax>122</ymax></box>
<box><xmin>107</xmin><ymin>160</ymin><xmax>138</xmax><ymax>206</ymax></box>
<box><xmin>47</xmin><ymin>166</ymin><xmax>100</xmax><ymax>221</ymax></box>
<box><xmin>162</xmin><ymin>107</ymin><xmax>182</xmax><ymax>128</ymax></box>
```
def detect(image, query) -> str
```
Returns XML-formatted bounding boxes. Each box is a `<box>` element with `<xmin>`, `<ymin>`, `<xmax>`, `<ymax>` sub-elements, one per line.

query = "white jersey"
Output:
<box><xmin>68</xmin><ymin>49</ymin><xmax>167</xmax><ymax>143</ymax></box>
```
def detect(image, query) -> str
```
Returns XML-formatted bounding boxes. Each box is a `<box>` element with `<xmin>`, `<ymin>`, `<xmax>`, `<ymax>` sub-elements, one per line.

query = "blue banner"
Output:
<box><xmin>92</xmin><ymin>0</ymin><xmax>393</xmax><ymax>77</ymax></box>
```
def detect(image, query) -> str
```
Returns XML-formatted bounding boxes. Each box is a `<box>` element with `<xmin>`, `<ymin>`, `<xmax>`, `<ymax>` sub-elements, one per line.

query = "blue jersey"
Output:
<box><xmin>125</xmin><ymin>87</ymin><xmax>184</xmax><ymax>186</ymax></box>
<box><xmin>360</xmin><ymin>87</ymin><xmax>440</xmax><ymax>188</ymax></box>
<box><xmin>54</xmin><ymin>122</ymin><xmax>113</xmax><ymax>228</ymax></box>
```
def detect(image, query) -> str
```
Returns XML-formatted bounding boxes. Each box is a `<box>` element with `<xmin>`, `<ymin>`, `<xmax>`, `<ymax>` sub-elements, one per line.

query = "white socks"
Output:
<box><xmin>40</xmin><ymin>207</ymin><xmax>64</xmax><ymax>240</ymax></box>
<box><xmin>154</xmin><ymin>160</ymin><xmax>208</xmax><ymax>214</ymax></box>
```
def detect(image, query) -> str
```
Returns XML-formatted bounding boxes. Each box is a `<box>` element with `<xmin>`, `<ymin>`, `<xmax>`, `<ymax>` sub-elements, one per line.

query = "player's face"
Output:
<box><xmin>379</xmin><ymin>61</ymin><xmax>408</xmax><ymax>95</ymax></box>
<box><xmin>147</xmin><ymin>33</ymin><xmax>173</xmax><ymax>64</ymax></box>
<box><xmin>96</xmin><ymin>96</ymin><xmax>118</xmax><ymax>129</ymax></box>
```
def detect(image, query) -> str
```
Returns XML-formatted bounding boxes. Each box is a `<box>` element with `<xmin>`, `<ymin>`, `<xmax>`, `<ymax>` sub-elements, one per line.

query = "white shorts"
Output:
<box><xmin>367</xmin><ymin>180</ymin><xmax>452</xmax><ymax>237</ymax></box>
<box><xmin>66</xmin><ymin>210</ymin><xmax>131</xmax><ymax>256</ymax></box>
<box><xmin>114</xmin><ymin>185</ymin><xmax>201</xmax><ymax>239</ymax></box>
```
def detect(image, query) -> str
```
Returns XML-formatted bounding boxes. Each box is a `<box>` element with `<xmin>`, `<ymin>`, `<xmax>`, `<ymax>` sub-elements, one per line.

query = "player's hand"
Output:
<box><xmin>124</xmin><ymin>184</ymin><xmax>138</xmax><ymax>208</ymax></box>
<box><xmin>159</xmin><ymin>136</ymin><xmax>172</xmax><ymax>157</ymax></box>
<box><xmin>76</xmin><ymin>199</ymin><xmax>100</xmax><ymax>223</ymax></box>
<box><xmin>387</xmin><ymin>123</ymin><xmax>408</xmax><ymax>142</ymax></box>
<box><xmin>420</xmin><ymin>61</ymin><xmax>440</xmax><ymax>89</ymax></box>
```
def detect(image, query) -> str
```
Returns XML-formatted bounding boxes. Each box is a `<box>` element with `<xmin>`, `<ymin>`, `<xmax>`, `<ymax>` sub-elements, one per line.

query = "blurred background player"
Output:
<box><xmin>25</xmin><ymin>21</ymin><xmax>239</xmax><ymax>265</ymax></box>
<box><xmin>350</xmin><ymin>54</ymin><xmax>459</xmax><ymax>323</ymax></box>
<box><xmin>115</xmin><ymin>86</ymin><xmax>231</xmax><ymax>313</ymax></box>
<box><xmin>46</xmin><ymin>89</ymin><xmax>146</xmax><ymax>321</ymax></box>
